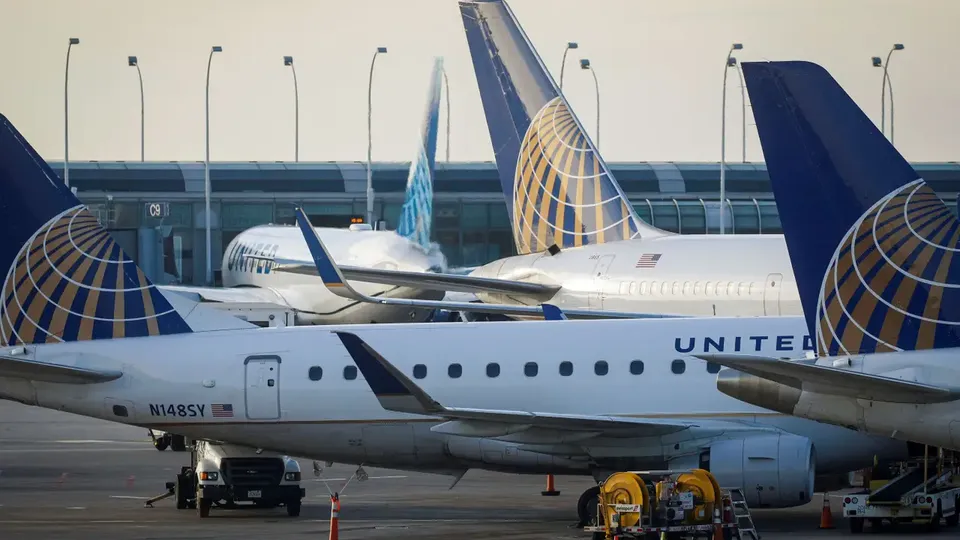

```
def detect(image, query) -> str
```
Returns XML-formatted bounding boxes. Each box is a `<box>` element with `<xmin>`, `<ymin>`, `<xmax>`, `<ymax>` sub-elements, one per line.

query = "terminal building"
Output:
<box><xmin>53</xmin><ymin>160</ymin><xmax>960</xmax><ymax>286</ymax></box>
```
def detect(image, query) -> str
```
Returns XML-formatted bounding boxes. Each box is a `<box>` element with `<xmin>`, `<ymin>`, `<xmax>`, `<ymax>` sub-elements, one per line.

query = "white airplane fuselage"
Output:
<box><xmin>0</xmin><ymin>315</ymin><xmax>906</xmax><ymax>504</ymax></box>
<box><xmin>220</xmin><ymin>226</ymin><xmax>446</xmax><ymax>325</ymax></box>
<box><xmin>471</xmin><ymin>234</ymin><xmax>802</xmax><ymax>317</ymax></box>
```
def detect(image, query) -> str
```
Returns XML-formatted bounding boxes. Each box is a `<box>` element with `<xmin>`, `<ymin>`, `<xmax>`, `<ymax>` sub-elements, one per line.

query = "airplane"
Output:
<box><xmin>300</xmin><ymin>0</ymin><xmax>805</xmax><ymax>320</ymax></box>
<box><xmin>159</xmin><ymin>58</ymin><xmax>453</xmax><ymax>325</ymax></box>
<box><xmin>0</xmin><ymin>112</ymin><xmax>908</xmax><ymax>526</ymax></box>
<box><xmin>695</xmin><ymin>60</ymin><xmax>960</xmax><ymax>451</ymax></box>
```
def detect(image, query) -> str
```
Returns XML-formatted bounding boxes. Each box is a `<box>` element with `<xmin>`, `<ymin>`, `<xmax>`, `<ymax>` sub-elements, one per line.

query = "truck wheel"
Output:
<box><xmin>849</xmin><ymin>517</ymin><xmax>864</xmax><ymax>534</ymax></box>
<box><xmin>286</xmin><ymin>500</ymin><xmax>301</xmax><ymax>517</ymax></box>
<box><xmin>154</xmin><ymin>435</ymin><xmax>169</xmax><ymax>451</ymax></box>
<box><xmin>197</xmin><ymin>498</ymin><xmax>211</xmax><ymax>518</ymax></box>
<box><xmin>947</xmin><ymin>497</ymin><xmax>960</xmax><ymax>527</ymax></box>
<box><xmin>174</xmin><ymin>474</ymin><xmax>189</xmax><ymax>510</ymax></box>
<box><xmin>171</xmin><ymin>434</ymin><xmax>186</xmax><ymax>452</ymax></box>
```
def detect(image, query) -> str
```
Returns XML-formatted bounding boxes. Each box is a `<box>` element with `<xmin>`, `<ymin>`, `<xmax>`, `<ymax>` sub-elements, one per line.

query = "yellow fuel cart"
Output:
<box><xmin>582</xmin><ymin>469</ymin><xmax>755</xmax><ymax>539</ymax></box>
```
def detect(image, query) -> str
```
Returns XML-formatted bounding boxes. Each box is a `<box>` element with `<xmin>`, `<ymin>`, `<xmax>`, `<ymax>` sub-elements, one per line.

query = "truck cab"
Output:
<box><xmin>175</xmin><ymin>440</ymin><xmax>305</xmax><ymax>518</ymax></box>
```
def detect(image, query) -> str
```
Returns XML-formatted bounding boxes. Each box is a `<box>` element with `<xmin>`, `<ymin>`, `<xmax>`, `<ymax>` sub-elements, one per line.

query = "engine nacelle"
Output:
<box><xmin>704</xmin><ymin>434</ymin><xmax>815</xmax><ymax>508</ymax></box>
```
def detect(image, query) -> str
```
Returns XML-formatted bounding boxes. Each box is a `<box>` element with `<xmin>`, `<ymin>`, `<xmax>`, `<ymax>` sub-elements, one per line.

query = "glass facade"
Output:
<box><xmin>64</xmin><ymin>159</ymin><xmax>960</xmax><ymax>285</ymax></box>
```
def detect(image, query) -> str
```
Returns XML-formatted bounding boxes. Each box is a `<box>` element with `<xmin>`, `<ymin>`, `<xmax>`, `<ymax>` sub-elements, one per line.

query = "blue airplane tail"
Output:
<box><xmin>458</xmin><ymin>0</ymin><xmax>665</xmax><ymax>255</ymax></box>
<box><xmin>0</xmin><ymin>113</ymin><xmax>193</xmax><ymax>345</ymax></box>
<box><xmin>743</xmin><ymin>61</ymin><xmax>960</xmax><ymax>356</ymax></box>
<box><xmin>396</xmin><ymin>57</ymin><xmax>442</xmax><ymax>251</ymax></box>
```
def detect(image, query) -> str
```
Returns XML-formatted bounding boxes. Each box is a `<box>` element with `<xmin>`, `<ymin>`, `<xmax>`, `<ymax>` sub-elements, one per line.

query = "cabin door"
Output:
<box><xmin>244</xmin><ymin>355</ymin><xmax>281</xmax><ymax>420</ymax></box>
<box><xmin>589</xmin><ymin>255</ymin><xmax>616</xmax><ymax>309</ymax></box>
<box><xmin>763</xmin><ymin>273</ymin><xmax>783</xmax><ymax>315</ymax></box>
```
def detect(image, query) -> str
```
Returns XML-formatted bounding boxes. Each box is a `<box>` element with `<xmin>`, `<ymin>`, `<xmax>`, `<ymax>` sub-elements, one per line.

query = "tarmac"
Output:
<box><xmin>0</xmin><ymin>400</ymin><xmax>951</xmax><ymax>539</ymax></box>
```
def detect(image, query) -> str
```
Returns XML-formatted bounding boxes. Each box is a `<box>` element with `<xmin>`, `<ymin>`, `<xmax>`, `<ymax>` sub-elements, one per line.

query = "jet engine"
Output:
<box><xmin>703</xmin><ymin>433</ymin><xmax>815</xmax><ymax>508</ymax></box>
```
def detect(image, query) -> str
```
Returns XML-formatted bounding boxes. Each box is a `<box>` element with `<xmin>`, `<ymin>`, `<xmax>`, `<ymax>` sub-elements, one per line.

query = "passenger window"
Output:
<box><xmin>630</xmin><ymin>360</ymin><xmax>644</xmax><ymax>375</ymax></box>
<box><xmin>413</xmin><ymin>364</ymin><xmax>427</xmax><ymax>379</ymax></box>
<box><xmin>738</xmin><ymin>282</ymin><xmax>748</xmax><ymax>296</ymax></box>
<box><xmin>343</xmin><ymin>366</ymin><xmax>358</xmax><ymax>380</ymax></box>
<box><xmin>448</xmin><ymin>363</ymin><xmax>462</xmax><ymax>378</ymax></box>
<box><xmin>706</xmin><ymin>362</ymin><xmax>722</xmax><ymax>374</ymax></box>
<box><xmin>524</xmin><ymin>362</ymin><xmax>538</xmax><ymax>377</ymax></box>
<box><xmin>694</xmin><ymin>281</ymin><xmax>703</xmax><ymax>295</ymax></box>
<box><xmin>726</xmin><ymin>282</ymin><xmax>737</xmax><ymax>296</ymax></box>
<box><xmin>705</xmin><ymin>282</ymin><xmax>715</xmax><ymax>296</ymax></box>
<box><xmin>683</xmin><ymin>281</ymin><xmax>692</xmax><ymax>295</ymax></box>
<box><xmin>661</xmin><ymin>282</ymin><xmax>670</xmax><ymax>295</ymax></box>
<box><xmin>640</xmin><ymin>281</ymin><xmax>650</xmax><ymax>295</ymax></box>
<box><xmin>594</xmin><ymin>361</ymin><xmax>609</xmax><ymax>376</ymax></box>
<box><xmin>629</xmin><ymin>281</ymin><xmax>638</xmax><ymax>295</ymax></box>
<box><xmin>486</xmin><ymin>363</ymin><xmax>500</xmax><ymax>378</ymax></box>
<box><xmin>559</xmin><ymin>361</ymin><xmax>573</xmax><ymax>376</ymax></box>
<box><xmin>671</xmin><ymin>359</ymin><xmax>686</xmax><ymax>375</ymax></box>
<box><xmin>308</xmin><ymin>366</ymin><xmax>323</xmax><ymax>381</ymax></box>
<box><xmin>619</xmin><ymin>281</ymin><xmax>629</xmax><ymax>295</ymax></box>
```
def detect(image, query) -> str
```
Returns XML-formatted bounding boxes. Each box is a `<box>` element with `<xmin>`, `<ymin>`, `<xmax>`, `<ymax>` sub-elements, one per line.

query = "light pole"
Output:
<box><xmin>128</xmin><ymin>56</ymin><xmax>144</xmax><ymax>161</ymax></box>
<box><xmin>442</xmin><ymin>67</ymin><xmax>451</xmax><ymax>162</ymax></box>
<box><xmin>874</xmin><ymin>43</ymin><xmax>904</xmax><ymax>142</ymax></box>
<box><xmin>366</xmin><ymin>46</ymin><xmax>387</xmax><ymax>227</ymax></box>
<box><xmin>204</xmin><ymin>45</ymin><xmax>222</xmax><ymax>286</ymax></box>
<box><xmin>284</xmin><ymin>56</ymin><xmax>299</xmax><ymax>161</ymax></box>
<box><xmin>580</xmin><ymin>59</ymin><xmax>599</xmax><ymax>148</ymax></box>
<box><xmin>720</xmin><ymin>42</ymin><xmax>743</xmax><ymax>235</ymax></box>
<box><xmin>64</xmin><ymin>37</ymin><xmax>79</xmax><ymax>187</ymax></box>
<box><xmin>558</xmin><ymin>42</ymin><xmax>578</xmax><ymax>90</ymax></box>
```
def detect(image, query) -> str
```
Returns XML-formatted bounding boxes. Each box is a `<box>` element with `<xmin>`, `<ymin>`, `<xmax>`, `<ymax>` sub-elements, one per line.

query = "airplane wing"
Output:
<box><xmin>697</xmin><ymin>353</ymin><xmax>960</xmax><ymax>404</ymax></box>
<box><xmin>334</xmin><ymin>331</ymin><xmax>693</xmax><ymax>440</ymax></box>
<box><xmin>292</xmin><ymin>208</ymin><xmax>686</xmax><ymax>321</ymax></box>
<box><xmin>1</xmin><ymin>352</ymin><xmax>122</xmax><ymax>384</ymax></box>
<box><xmin>159</xmin><ymin>285</ymin><xmax>290</xmax><ymax>306</ymax></box>
<box><xmin>275</xmin><ymin>262</ymin><xmax>559</xmax><ymax>297</ymax></box>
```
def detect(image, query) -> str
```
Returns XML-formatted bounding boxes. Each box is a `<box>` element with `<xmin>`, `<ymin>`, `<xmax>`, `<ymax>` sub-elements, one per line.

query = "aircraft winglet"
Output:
<box><xmin>542</xmin><ymin>304</ymin><xmax>568</xmax><ymax>321</ymax></box>
<box><xmin>293</xmin><ymin>208</ymin><xmax>363</xmax><ymax>300</ymax></box>
<box><xmin>333</xmin><ymin>331</ymin><xmax>444</xmax><ymax>415</ymax></box>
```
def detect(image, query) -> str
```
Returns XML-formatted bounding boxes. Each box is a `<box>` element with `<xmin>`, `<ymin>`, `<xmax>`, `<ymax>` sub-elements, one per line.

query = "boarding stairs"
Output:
<box><xmin>727</xmin><ymin>487</ymin><xmax>760</xmax><ymax>540</ymax></box>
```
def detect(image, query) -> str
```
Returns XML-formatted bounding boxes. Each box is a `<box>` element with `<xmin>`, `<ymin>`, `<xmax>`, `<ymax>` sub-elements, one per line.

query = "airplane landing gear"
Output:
<box><xmin>576</xmin><ymin>485</ymin><xmax>601</xmax><ymax>527</ymax></box>
<box><xmin>147</xmin><ymin>430</ymin><xmax>186</xmax><ymax>452</ymax></box>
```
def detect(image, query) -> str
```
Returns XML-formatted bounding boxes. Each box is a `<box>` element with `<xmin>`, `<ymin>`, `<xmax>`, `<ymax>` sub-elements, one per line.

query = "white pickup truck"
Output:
<box><xmin>172</xmin><ymin>440</ymin><xmax>305</xmax><ymax>518</ymax></box>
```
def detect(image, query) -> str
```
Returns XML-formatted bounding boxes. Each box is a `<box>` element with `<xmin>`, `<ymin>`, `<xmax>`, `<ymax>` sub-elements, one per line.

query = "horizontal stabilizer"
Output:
<box><xmin>698</xmin><ymin>353</ymin><xmax>960</xmax><ymax>404</ymax></box>
<box><xmin>292</xmin><ymin>208</ymin><xmax>682</xmax><ymax>320</ymax></box>
<box><xmin>159</xmin><ymin>285</ymin><xmax>290</xmax><ymax>306</ymax></box>
<box><xmin>0</xmin><ymin>353</ymin><xmax>122</xmax><ymax>384</ymax></box>
<box><xmin>335</xmin><ymin>330</ymin><xmax>691</xmax><ymax>438</ymax></box>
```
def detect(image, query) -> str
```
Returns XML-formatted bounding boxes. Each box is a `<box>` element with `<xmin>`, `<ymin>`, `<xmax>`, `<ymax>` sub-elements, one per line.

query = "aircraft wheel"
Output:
<box><xmin>577</xmin><ymin>485</ymin><xmax>601</xmax><ymax>527</ymax></box>
<box><xmin>154</xmin><ymin>435</ymin><xmax>169</xmax><ymax>451</ymax></box>
<box><xmin>171</xmin><ymin>434</ymin><xmax>186</xmax><ymax>452</ymax></box>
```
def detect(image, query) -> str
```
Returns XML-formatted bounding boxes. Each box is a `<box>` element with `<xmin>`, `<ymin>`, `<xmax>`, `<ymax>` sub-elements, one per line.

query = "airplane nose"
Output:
<box><xmin>716</xmin><ymin>368</ymin><xmax>801</xmax><ymax>415</ymax></box>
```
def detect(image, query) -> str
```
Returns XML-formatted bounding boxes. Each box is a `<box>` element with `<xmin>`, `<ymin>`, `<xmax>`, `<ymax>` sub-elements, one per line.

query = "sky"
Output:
<box><xmin>1</xmin><ymin>0</ymin><xmax>957</xmax><ymax>164</ymax></box>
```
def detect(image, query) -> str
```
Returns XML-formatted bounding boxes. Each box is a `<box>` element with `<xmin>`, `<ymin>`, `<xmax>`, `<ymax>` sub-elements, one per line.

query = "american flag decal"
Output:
<box><xmin>211</xmin><ymin>403</ymin><xmax>234</xmax><ymax>418</ymax></box>
<box><xmin>635</xmin><ymin>253</ymin><xmax>662</xmax><ymax>268</ymax></box>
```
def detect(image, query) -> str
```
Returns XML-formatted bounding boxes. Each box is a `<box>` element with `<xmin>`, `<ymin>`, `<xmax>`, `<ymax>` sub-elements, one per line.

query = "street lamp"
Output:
<box><xmin>284</xmin><ymin>56</ymin><xmax>299</xmax><ymax>162</ymax></box>
<box><xmin>204</xmin><ymin>45</ymin><xmax>222</xmax><ymax>286</ymax></box>
<box><xmin>64</xmin><ymin>37</ymin><xmax>80</xmax><ymax>187</ymax></box>
<box><xmin>580</xmin><ymin>59</ymin><xmax>599</xmax><ymax>148</ymax></box>
<box><xmin>720</xmin><ymin>42</ymin><xmax>743</xmax><ymax>235</ymax></box>
<box><xmin>128</xmin><ymin>56</ymin><xmax>144</xmax><ymax>161</ymax></box>
<box><xmin>366</xmin><ymin>46</ymin><xmax>387</xmax><ymax>227</ymax></box>
<box><xmin>873</xmin><ymin>43</ymin><xmax>904</xmax><ymax>142</ymax></box>
<box><xmin>558</xmin><ymin>42</ymin><xmax>578</xmax><ymax>90</ymax></box>
<box><xmin>442</xmin><ymin>67</ymin><xmax>451</xmax><ymax>162</ymax></box>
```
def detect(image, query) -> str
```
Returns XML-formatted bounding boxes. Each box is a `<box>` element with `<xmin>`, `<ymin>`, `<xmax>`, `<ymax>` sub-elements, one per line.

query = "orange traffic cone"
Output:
<box><xmin>329</xmin><ymin>493</ymin><xmax>340</xmax><ymax>540</ymax></box>
<box><xmin>819</xmin><ymin>493</ymin><xmax>835</xmax><ymax>529</ymax></box>
<box><xmin>713</xmin><ymin>506</ymin><xmax>723</xmax><ymax>540</ymax></box>
<box><xmin>541</xmin><ymin>474</ymin><xmax>560</xmax><ymax>496</ymax></box>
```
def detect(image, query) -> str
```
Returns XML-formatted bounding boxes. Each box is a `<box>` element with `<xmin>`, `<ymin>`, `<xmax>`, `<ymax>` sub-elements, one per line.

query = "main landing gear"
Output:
<box><xmin>149</xmin><ymin>430</ymin><xmax>187</xmax><ymax>452</ymax></box>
